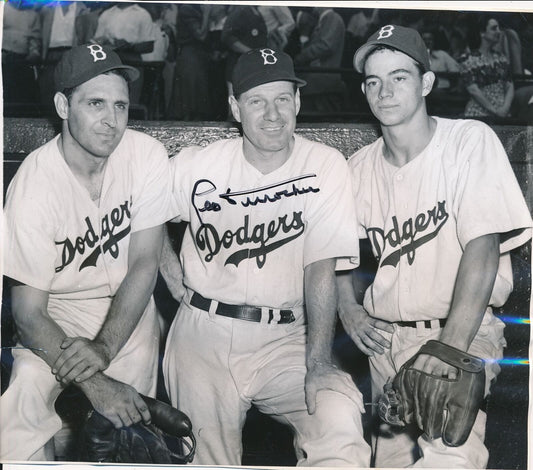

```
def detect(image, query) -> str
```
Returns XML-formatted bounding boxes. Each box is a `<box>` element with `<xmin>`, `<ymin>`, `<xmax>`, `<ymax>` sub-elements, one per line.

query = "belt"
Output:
<box><xmin>190</xmin><ymin>292</ymin><xmax>295</xmax><ymax>324</ymax></box>
<box><xmin>395</xmin><ymin>318</ymin><xmax>447</xmax><ymax>329</ymax></box>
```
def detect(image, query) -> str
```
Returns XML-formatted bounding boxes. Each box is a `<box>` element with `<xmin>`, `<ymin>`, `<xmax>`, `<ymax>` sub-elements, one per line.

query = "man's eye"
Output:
<box><xmin>116</xmin><ymin>104</ymin><xmax>128</xmax><ymax>111</ymax></box>
<box><xmin>89</xmin><ymin>101</ymin><xmax>102</xmax><ymax>107</ymax></box>
<box><xmin>366</xmin><ymin>81</ymin><xmax>377</xmax><ymax>87</ymax></box>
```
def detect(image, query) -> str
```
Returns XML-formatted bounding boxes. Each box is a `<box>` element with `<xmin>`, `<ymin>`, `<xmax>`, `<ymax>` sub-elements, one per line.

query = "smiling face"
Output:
<box><xmin>362</xmin><ymin>48</ymin><xmax>434</xmax><ymax>128</ymax></box>
<box><xmin>57</xmin><ymin>72</ymin><xmax>129</xmax><ymax>160</ymax></box>
<box><xmin>229</xmin><ymin>81</ymin><xmax>300</xmax><ymax>165</ymax></box>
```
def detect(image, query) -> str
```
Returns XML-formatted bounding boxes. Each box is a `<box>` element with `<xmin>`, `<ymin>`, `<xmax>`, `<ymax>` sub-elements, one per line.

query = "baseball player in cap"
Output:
<box><xmin>337</xmin><ymin>25</ymin><xmax>532</xmax><ymax>467</ymax></box>
<box><xmin>160</xmin><ymin>48</ymin><xmax>371</xmax><ymax>466</ymax></box>
<box><xmin>1</xmin><ymin>44</ymin><xmax>173</xmax><ymax>460</ymax></box>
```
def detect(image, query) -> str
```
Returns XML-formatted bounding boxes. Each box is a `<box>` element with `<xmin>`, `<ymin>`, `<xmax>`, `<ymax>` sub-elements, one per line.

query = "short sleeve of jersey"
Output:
<box><xmin>347</xmin><ymin>141</ymin><xmax>380</xmax><ymax>241</ymax></box>
<box><xmin>303</xmin><ymin>148</ymin><xmax>359</xmax><ymax>268</ymax></box>
<box><xmin>169</xmin><ymin>146</ymin><xmax>202</xmax><ymax>224</ymax></box>
<box><xmin>454</xmin><ymin>121</ymin><xmax>532</xmax><ymax>252</ymax></box>
<box><xmin>3</xmin><ymin>166</ymin><xmax>57</xmax><ymax>291</ymax></box>
<box><xmin>127</xmin><ymin>133</ymin><xmax>174</xmax><ymax>233</ymax></box>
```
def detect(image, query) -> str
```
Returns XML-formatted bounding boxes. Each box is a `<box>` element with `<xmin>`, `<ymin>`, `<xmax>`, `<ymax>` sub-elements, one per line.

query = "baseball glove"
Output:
<box><xmin>79</xmin><ymin>395</ymin><xmax>196</xmax><ymax>464</ymax></box>
<box><xmin>378</xmin><ymin>340</ymin><xmax>485</xmax><ymax>447</ymax></box>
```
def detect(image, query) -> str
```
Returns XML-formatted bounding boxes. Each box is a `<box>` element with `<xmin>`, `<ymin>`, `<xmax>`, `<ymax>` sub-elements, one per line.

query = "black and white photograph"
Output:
<box><xmin>1</xmin><ymin>1</ymin><xmax>532</xmax><ymax>469</ymax></box>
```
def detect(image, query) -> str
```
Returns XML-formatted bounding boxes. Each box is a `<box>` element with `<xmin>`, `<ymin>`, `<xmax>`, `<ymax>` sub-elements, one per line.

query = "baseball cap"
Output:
<box><xmin>54</xmin><ymin>44</ymin><xmax>140</xmax><ymax>92</ymax></box>
<box><xmin>232</xmin><ymin>48</ymin><xmax>306</xmax><ymax>96</ymax></box>
<box><xmin>353</xmin><ymin>25</ymin><xmax>430</xmax><ymax>73</ymax></box>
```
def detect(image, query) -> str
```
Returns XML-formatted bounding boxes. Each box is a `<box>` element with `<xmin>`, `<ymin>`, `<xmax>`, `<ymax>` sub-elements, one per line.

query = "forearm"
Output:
<box><xmin>11</xmin><ymin>285</ymin><xmax>67</xmax><ymax>368</ymax></box>
<box><xmin>304</xmin><ymin>258</ymin><xmax>337</xmax><ymax>366</ymax></box>
<box><xmin>159</xmin><ymin>224</ymin><xmax>185</xmax><ymax>301</ymax></box>
<box><xmin>439</xmin><ymin>234</ymin><xmax>500</xmax><ymax>350</ymax></box>
<box><xmin>94</xmin><ymin>226</ymin><xmax>163</xmax><ymax>360</ymax></box>
<box><xmin>503</xmin><ymin>81</ymin><xmax>514</xmax><ymax>110</ymax></box>
<box><xmin>94</xmin><ymin>256</ymin><xmax>159</xmax><ymax>360</ymax></box>
<box><xmin>336</xmin><ymin>269</ymin><xmax>361</xmax><ymax>316</ymax></box>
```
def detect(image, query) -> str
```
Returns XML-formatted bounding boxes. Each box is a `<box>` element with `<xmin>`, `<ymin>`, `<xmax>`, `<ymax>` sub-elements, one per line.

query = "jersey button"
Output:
<box><xmin>396</xmin><ymin>174</ymin><xmax>403</xmax><ymax>181</ymax></box>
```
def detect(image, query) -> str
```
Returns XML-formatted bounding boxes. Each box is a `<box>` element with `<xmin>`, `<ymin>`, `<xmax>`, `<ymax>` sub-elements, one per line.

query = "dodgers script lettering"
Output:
<box><xmin>55</xmin><ymin>199</ymin><xmax>132</xmax><ymax>272</ymax></box>
<box><xmin>367</xmin><ymin>200</ymin><xmax>449</xmax><ymax>267</ymax></box>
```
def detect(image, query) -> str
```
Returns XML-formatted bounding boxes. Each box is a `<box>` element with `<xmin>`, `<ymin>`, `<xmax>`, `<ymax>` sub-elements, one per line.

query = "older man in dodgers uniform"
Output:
<box><xmin>161</xmin><ymin>48</ymin><xmax>371</xmax><ymax>466</ymax></box>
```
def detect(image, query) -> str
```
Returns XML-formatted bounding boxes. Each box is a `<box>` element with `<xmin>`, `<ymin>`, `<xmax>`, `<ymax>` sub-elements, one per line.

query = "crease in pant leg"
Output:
<box><xmin>0</xmin><ymin>349</ymin><xmax>63</xmax><ymax>460</ymax></box>
<box><xmin>249</xmin><ymin>336</ymin><xmax>370</xmax><ymax>467</ymax></box>
<box><xmin>413</xmin><ymin>411</ymin><xmax>488</xmax><ymax>469</ymax></box>
<box><xmin>162</xmin><ymin>303</ymin><xmax>248</xmax><ymax>465</ymax></box>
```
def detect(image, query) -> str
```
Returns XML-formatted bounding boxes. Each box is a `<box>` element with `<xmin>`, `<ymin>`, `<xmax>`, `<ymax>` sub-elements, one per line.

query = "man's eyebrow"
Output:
<box><xmin>364</xmin><ymin>68</ymin><xmax>414</xmax><ymax>80</ymax></box>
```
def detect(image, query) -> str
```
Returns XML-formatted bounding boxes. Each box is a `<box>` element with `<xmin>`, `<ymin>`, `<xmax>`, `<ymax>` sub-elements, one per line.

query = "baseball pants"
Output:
<box><xmin>0</xmin><ymin>297</ymin><xmax>160</xmax><ymax>461</ymax></box>
<box><xmin>370</xmin><ymin>309</ymin><xmax>505</xmax><ymax>468</ymax></box>
<box><xmin>163</xmin><ymin>290</ymin><xmax>371</xmax><ymax>467</ymax></box>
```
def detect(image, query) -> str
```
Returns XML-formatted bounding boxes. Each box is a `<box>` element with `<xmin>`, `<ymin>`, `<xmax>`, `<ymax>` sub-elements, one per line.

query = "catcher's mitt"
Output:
<box><xmin>79</xmin><ymin>394</ymin><xmax>196</xmax><ymax>464</ymax></box>
<box><xmin>378</xmin><ymin>340</ymin><xmax>485</xmax><ymax>447</ymax></box>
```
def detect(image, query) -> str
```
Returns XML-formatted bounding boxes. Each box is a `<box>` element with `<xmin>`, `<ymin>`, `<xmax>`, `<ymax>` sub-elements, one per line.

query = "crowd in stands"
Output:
<box><xmin>3</xmin><ymin>1</ymin><xmax>533</xmax><ymax>124</ymax></box>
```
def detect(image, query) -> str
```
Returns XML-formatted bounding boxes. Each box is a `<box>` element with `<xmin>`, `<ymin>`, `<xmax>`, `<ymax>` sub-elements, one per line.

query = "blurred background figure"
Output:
<box><xmin>294</xmin><ymin>7</ymin><xmax>346</xmax><ymax>114</ymax></box>
<box><xmin>206</xmin><ymin>4</ymin><xmax>229</xmax><ymax>120</ymax></box>
<box><xmin>421</xmin><ymin>28</ymin><xmax>460</xmax><ymax>90</ymax></box>
<box><xmin>221</xmin><ymin>4</ymin><xmax>267</xmax><ymax>99</ymax></box>
<box><xmin>168</xmin><ymin>3</ymin><xmax>211</xmax><ymax>120</ymax></box>
<box><xmin>257</xmin><ymin>5</ymin><xmax>295</xmax><ymax>51</ymax></box>
<box><xmin>38</xmin><ymin>1</ymin><xmax>90</xmax><ymax>113</ymax></box>
<box><xmin>460</xmin><ymin>14</ymin><xmax>514</xmax><ymax>119</ymax></box>
<box><xmin>2</xmin><ymin>0</ymin><xmax>41</xmax><ymax>108</ymax></box>
<box><xmin>93</xmin><ymin>2</ymin><xmax>156</xmax><ymax>106</ymax></box>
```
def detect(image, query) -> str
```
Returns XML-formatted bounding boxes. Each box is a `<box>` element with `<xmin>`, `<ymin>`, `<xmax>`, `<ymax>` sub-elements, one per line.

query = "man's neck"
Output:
<box><xmin>243</xmin><ymin>137</ymin><xmax>295</xmax><ymax>175</ymax></box>
<box><xmin>381</xmin><ymin>114</ymin><xmax>437</xmax><ymax>168</ymax></box>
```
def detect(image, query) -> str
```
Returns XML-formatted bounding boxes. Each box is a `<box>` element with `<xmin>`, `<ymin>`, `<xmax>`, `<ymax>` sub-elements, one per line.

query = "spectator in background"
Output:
<box><xmin>2</xmin><ymin>1</ymin><xmax>41</xmax><ymax>106</ymax></box>
<box><xmin>460</xmin><ymin>15</ymin><xmax>514</xmax><ymax>119</ymax></box>
<box><xmin>168</xmin><ymin>3</ymin><xmax>211</xmax><ymax>120</ymax></box>
<box><xmin>221</xmin><ymin>5</ymin><xmax>267</xmax><ymax>98</ymax></box>
<box><xmin>206</xmin><ymin>4</ymin><xmax>229</xmax><ymax>120</ymax></box>
<box><xmin>39</xmin><ymin>2</ymin><xmax>90</xmax><ymax>111</ymax></box>
<box><xmin>257</xmin><ymin>5</ymin><xmax>295</xmax><ymax>51</ymax></box>
<box><xmin>139</xmin><ymin>3</ymin><xmax>171</xmax><ymax>119</ymax></box>
<box><xmin>285</xmin><ymin>8</ymin><xmax>318</xmax><ymax>58</ymax></box>
<box><xmin>421</xmin><ymin>28</ymin><xmax>460</xmax><ymax>91</ymax></box>
<box><xmin>345</xmin><ymin>9</ymin><xmax>379</xmax><ymax>50</ymax></box>
<box><xmin>93</xmin><ymin>2</ymin><xmax>156</xmax><ymax>105</ymax></box>
<box><xmin>294</xmin><ymin>7</ymin><xmax>346</xmax><ymax>114</ymax></box>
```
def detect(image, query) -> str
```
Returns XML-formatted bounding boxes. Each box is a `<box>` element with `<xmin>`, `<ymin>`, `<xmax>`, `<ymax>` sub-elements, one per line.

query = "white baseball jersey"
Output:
<box><xmin>170</xmin><ymin>134</ymin><xmax>359</xmax><ymax>309</ymax></box>
<box><xmin>348</xmin><ymin>117</ymin><xmax>532</xmax><ymax>322</ymax></box>
<box><xmin>4</xmin><ymin>129</ymin><xmax>173</xmax><ymax>337</ymax></box>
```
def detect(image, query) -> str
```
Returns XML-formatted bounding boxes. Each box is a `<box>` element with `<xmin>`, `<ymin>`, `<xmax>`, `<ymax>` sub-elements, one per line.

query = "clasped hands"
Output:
<box><xmin>52</xmin><ymin>337</ymin><xmax>111</xmax><ymax>385</ymax></box>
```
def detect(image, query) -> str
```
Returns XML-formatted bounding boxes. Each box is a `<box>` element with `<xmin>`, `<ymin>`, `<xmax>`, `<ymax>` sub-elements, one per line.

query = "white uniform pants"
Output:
<box><xmin>163</xmin><ymin>293</ymin><xmax>371</xmax><ymax>467</ymax></box>
<box><xmin>370</xmin><ymin>310</ymin><xmax>505</xmax><ymax>468</ymax></box>
<box><xmin>0</xmin><ymin>298</ymin><xmax>160</xmax><ymax>461</ymax></box>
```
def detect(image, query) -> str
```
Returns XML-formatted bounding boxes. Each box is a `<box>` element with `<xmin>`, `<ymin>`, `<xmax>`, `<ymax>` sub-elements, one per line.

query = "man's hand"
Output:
<box><xmin>339</xmin><ymin>304</ymin><xmax>393</xmax><ymax>356</ymax></box>
<box><xmin>304</xmin><ymin>360</ymin><xmax>360</xmax><ymax>415</ymax></box>
<box><xmin>52</xmin><ymin>337</ymin><xmax>111</xmax><ymax>385</ymax></box>
<box><xmin>82</xmin><ymin>375</ymin><xmax>152</xmax><ymax>429</ymax></box>
<box><xmin>412</xmin><ymin>352</ymin><xmax>458</xmax><ymax>380</ymax></box>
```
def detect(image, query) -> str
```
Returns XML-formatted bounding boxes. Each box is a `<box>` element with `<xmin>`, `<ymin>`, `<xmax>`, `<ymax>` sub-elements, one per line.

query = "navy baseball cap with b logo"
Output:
<box><xmin>232</xmin><ymin>48</ymin><xmax>306</xmax><ymax>96</ymax></box>
<box><xmin>54</xmin><ymin>44</ymin><xmax>140</xmax><ymax>92</ymax></box>
<box><xmin>353</xmin><ymin>25</ymin><xmax>430</xmax><ymax>73</ymax></box>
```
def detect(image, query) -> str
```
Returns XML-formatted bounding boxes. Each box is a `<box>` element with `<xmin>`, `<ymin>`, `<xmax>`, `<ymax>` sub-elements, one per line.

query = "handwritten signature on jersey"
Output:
<box><xmin>191</xmin><ymin>176</ymin><xmax>320</xmax><ymax>268</ymax></box>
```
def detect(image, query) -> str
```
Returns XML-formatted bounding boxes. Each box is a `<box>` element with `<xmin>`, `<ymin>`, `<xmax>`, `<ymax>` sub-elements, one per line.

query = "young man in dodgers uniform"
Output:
<box><xmin>1</xmin><ymin>44</ymin><xmax>173</xmax><ymax>460</ymax></box>
<box><xmin>160</xmin><ymin>48</ymin><xmax>371</xmax><ymax>466</ymax></box>
<box><xmin>337</xmin><ymin>25</ymin><xmax>532</xmax><ymax>468</ymax></box>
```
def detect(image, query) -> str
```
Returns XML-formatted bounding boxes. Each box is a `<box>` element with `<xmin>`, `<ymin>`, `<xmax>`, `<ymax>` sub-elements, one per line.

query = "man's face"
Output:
<box><xmin>230</xmin><ymin>81</ymin><xmax>300</xmax><ymax>157</ymax></box>
<box><xmin>362</xmin><ymin>48</ymin><xmax>433</xmax><ymax>127</ymax></box>
<box><xmin>65</xmin><ymin>73</ymin><xmax>129</xmax><ymax>159</ymax></box>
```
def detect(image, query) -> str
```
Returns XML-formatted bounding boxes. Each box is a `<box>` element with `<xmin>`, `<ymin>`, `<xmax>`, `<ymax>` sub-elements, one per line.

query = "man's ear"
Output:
<box><xmin>295</xmin><ymin>88</ymin><xmax>301</xmax><ymax>116</ymax></box>
<box><xmin>421</xmin><ymin>71</ymin><xmax>436</xmax><ymax>97</ymax></box>
<box><xmin>54</xmin><ymin>92</ymin><xmax>69</xmax><ymax>120</ymax></box>
<box><xmin>228</xmin><ymin>95</ymin><xmax>241</xmax><ymax>123</ymax></box>
<box><xmin>360</xmin><ymin>81</ymin><xmax>366</xmax><ymax>96</ymax></box>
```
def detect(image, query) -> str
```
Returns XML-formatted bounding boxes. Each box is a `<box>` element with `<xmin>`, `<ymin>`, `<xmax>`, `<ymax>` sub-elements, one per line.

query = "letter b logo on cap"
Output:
<box><xmin>377</xmin><ymin>25</ymin><xmax>395</xmax><ymax>40</ymax></box>
<box><xmin>260</xmin><ymin>49</ymin><xmax>277</xmax><ymax>65</ymax></box>
<box><xmin>87</xmin><ymin>44</ymin><xmax>107</xmax><ymax>62</ymax></box>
